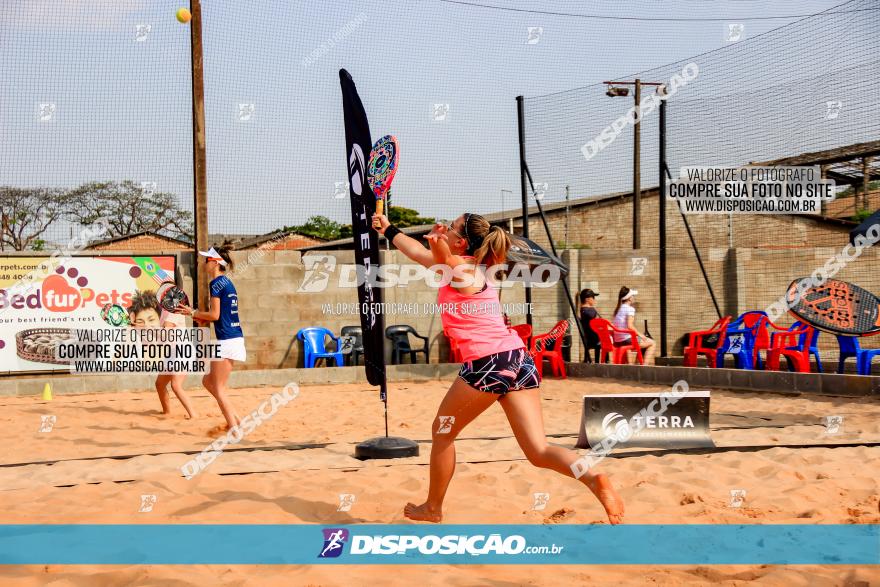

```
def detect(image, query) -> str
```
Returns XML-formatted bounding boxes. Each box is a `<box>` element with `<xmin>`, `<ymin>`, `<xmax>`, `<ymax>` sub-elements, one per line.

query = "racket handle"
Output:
<box><xmin>376</xmin><ymin>199</ymin><xmax>384</xmax><ymax>217</ymax></box>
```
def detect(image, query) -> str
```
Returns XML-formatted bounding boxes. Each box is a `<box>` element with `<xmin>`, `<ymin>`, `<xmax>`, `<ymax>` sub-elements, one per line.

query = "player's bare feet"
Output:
<box><xmin>404</xmin><ymin>502</ymin><xmax>442</xmax><ymax>523</ymax></box>
<box><xmin>588</xmin><ymin>474</ymin><xmax>625</xmax><ymax>524</ymax></box>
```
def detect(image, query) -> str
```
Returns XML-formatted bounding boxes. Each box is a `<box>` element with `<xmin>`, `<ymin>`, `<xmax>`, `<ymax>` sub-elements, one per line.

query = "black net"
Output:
<box><xmin>3</xmin><ymin>0</ymin><xmax>879</xmax><ymax>370</ymax></box>
<box><xmin>0</xmin><ymin>0</ymin><xmax>194</xmax><ymax>249</ymax></box>
<box><xmin>522</xmin><ymin>0</ymin><xmax>880</xmax><ymax>365</ymax></box>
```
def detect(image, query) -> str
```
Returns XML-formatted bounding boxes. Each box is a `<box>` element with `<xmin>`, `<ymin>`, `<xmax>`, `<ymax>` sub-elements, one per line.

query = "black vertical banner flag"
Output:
<box><xmin>339</xmin><ymin>69</ymin><xmax>386</xmax><ymax>390</ymax></box>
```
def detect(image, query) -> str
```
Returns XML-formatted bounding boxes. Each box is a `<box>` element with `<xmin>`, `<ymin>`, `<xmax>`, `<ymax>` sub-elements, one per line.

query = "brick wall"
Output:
<box><xmin>177</xmin><ymin>250</ymin><xmax>532</xmax><ymax>370</ymax></box>
<box><xmin>175</xmin><ymin>236</ymin><xmax>879</xmax><ymax>371</ymax></box>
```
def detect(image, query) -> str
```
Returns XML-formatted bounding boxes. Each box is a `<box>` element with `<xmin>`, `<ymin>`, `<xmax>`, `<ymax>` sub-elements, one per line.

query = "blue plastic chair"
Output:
<box><xmin>836</xmin><ymin>335</ymin><xmax>880</xmax><ymax>375</ymax></box>
<box><xmin>716</xmin><ymin>311</ymin><xmax>767</xmax><ymax>369</ymax></box>
<box><xmin>296</xmin><ymin>327</ymin><xmax>345</xmax><ymax>368</ymax></box>
<box><xmin>795</xmin><ymin>320</ymin><xmax>822</xmax><ymax>372</ymax></box>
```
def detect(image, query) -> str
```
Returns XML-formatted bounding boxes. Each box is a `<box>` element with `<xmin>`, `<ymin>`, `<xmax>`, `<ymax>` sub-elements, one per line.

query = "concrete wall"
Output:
<box><xmin>177</xmin><ymin>243</ymin><xmax>877</xmax><ymax>371</ymax></box>
<box><xmin>5</xmin><ymin>232</ymin><xmax>874</xmax><ymax>374</ymax></box>
<box><xmin>186</xmin><ymin>249</ymin><xmax>537</xmax><ymax>370</ymax></box>
<box><xmin>177</xmin><ymin>239</ymin><xmax>880</xmax><ymax>370</ymax></box>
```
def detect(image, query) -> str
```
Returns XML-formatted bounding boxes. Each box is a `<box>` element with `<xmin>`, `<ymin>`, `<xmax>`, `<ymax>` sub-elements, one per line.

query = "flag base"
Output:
<box><xmin>355</xmin><ymin>436</ymin><xmax>419</xmax><ymax>460</ymax></box>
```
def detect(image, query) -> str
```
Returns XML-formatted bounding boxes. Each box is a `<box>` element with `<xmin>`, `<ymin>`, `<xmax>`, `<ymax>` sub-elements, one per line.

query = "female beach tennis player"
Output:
<box><xmin>373</xmin><ymin>212</ymin><xmax>624</xmax><ymax>524</ymax></box>
<box><xmin>157</xmin><ymin>287</ymin><xmax>199</xmax><ymax>420</ymax></box>
<box><xmin>177</xmin><ymin>244</ymin><xmax>243</xmax><ymax>430</ymax></box>
<box><xmin>127</xmin><ymin>290</ymin><xmax>197</xmax><ymax>419</ymax></box>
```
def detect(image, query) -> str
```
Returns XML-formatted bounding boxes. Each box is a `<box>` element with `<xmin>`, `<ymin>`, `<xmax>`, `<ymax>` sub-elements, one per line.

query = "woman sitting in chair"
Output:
<box><xmin>612</xmin><ymin>287</ymin><xmax>655</xmax><ymax>365</ymax></box>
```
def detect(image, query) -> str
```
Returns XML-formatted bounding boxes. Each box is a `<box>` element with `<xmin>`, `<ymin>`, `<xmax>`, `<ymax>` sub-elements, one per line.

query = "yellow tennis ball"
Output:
<box><xmin>176</xmin><ymin>8</ymin><xmax>192</xmax><ymax>24</ymax></box>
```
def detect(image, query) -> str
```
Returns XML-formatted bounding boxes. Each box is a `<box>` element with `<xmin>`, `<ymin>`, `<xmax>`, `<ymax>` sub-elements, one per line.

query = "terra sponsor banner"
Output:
<box><xmin>576</xmin><ymin>391</ymin><xmax>714</xmax><ymax>450</ymax></box>
<box><xmin>0</xmin><ymin>255</ymin><xmax>176</xmax><ymax>374</ymax></box>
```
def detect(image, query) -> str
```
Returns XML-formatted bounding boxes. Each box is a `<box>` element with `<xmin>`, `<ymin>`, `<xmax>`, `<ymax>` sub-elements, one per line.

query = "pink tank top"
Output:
<box><xmin>438</xmin><ymin>270</ymin><xmax>524</xmax><ymax>362</ymax></box>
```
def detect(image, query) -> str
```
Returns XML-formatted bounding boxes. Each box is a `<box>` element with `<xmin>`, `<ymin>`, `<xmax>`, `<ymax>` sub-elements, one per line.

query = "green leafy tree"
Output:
<box><xmin>284</xmin><ymin>207</ymin><xmax>433</xmax><ymax>242</ymax></box>
<box><xmin>853</xmin><ymin>209</ymin><xmax>874</xmax><ymax>222</ymax></box>
<box><xmin>0</xmin><ymin>186</ymin><xmax>70</xmax><ymax>250</ymax></box>
<box><xmin>66</xmin><ymin>180</ymin><xmax>193</xmax><ymax>241</ymax></box>
<box><xmin>388</xmin><ymin>206</ymin><xmax>435</xmax><ymax>228</ymax></box>
<box><xmin>286</xmin><ymin>215</ymin><xmax>342</xmax><ymax>241</ymax></box>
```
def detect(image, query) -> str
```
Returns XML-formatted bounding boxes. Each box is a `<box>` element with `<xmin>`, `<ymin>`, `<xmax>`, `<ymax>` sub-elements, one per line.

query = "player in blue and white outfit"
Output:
<box><xmin>178</xmin><ymin>244</ymin><xmax>245</xmax><ymax>430</ymax></box>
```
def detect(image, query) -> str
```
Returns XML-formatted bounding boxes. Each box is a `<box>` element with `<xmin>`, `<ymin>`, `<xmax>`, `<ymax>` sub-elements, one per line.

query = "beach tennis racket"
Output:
<box><xmin>100</xmin><ymin>303</ymin><xmax>130</xmax><ymax>327</ymax></box>
<box><xmin>786</xmin><ymin>277</ymin><xmax>880</xmax><ymax>336</ymax></box>
<box><xmin>367</xmin><ymin>135</ymin><xmax>398</xmax><ymax>226</ymax></box>
<box><xmin>156</xmin><ymin>281</ymin><xmax>190</xmax><ymax>312</ymax></box>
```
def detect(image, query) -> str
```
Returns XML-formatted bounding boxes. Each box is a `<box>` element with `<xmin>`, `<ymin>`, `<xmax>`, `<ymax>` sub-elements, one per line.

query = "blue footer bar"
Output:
<box><xmin>0</xmin><ymin>524</ymin><xmax>877</xmax><ymax>565</ymax></box>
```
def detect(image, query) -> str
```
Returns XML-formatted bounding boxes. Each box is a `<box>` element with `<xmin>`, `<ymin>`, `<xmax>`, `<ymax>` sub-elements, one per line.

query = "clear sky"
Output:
<box><xmin>0</xmin><ymin>0</ymin><xmax>866</xmax><ymax>241</ymax></box>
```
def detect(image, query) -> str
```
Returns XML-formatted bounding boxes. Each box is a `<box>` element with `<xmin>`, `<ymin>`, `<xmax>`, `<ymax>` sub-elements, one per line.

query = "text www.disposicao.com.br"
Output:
<box><xmin>72</xmin><ymin>360</ymin><xmax>207</xmax><ymax>373</ymax></box>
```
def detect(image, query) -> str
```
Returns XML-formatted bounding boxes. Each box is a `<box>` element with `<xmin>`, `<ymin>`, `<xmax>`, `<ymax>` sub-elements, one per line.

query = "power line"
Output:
<box><xmin>524</xmin><ymin>0</ymin><xmax>864</xmax><ymax>99</ymax></box>
<box><xmin>435</xmin><ymin>0</ymin><xmax>876</xmax><ymax>21</ymax></box>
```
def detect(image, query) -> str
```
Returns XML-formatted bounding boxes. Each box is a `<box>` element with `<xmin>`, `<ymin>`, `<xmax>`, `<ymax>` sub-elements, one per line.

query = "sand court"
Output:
<box><xmin>1</xmin><ymin>377</ymin><xmax>878</xmax><ymax>584</ymax></box>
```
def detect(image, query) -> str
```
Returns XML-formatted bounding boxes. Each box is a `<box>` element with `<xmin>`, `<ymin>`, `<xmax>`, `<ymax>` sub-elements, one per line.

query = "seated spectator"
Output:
<box><xmin>578</xmin><ymin>288</ymin><xmax>602</xmax><ymax>363</ymax></box>
<box><xmin>612</xmin><ymin>287</ymin><xmax>655</xmax><ymax>365</ymax></box>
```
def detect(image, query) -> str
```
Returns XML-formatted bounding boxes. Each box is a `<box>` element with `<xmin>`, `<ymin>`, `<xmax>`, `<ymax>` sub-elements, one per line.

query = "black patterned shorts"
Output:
<box><xmin>458</xmin><ymin>348</ymin><xmax>541</xmax><ymax>395</ymax></box>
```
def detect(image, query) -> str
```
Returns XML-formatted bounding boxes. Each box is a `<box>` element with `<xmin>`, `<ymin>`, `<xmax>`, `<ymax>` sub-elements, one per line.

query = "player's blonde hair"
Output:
<box><xmin>463</xmin><ymin>213</ymin><xmax>512</xmax><ymax>268</ymax></box>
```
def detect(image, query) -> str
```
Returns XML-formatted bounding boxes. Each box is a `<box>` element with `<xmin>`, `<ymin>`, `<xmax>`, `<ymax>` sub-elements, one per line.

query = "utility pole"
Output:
<box><xmin>604</xmin><ymin>79</ymin><xmax>663</xmax><ymax>250</ymax></box>
<box><xmin>659</xmin><ymin>90</ymin><xmax>668</xmax><ymax>358</ymax></box>
<box><xmin>564</xmin><ymin>184</ymin><xmax>570</xmax><ymax>248</ymax></box>
<box><xmin>516</xmin><ymin>96</ymin><xmax>532</xmax><ymax>327</ymax></box>
<box><xmin>190</xmin><ymin>0</ymin><xmax>209</xmax><ymax>311</ymax></box>
<box><xmin>633</xmin><ymin>78</ymin><xmax>641</xmax><ymax>249</ymax></box>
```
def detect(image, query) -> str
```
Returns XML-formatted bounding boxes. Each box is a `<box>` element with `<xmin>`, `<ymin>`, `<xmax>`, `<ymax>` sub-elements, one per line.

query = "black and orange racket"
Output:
<box><xmin>787</xmin><ymin>278</ymin><xmax>880</xmax><ymax>336</ymax></box>
<box><xmin>368</xmin><ymin>135</ymin><xmax>398</xmax><ymax>227</ymax></box>
<box><xmin>156</xmin><ymin>281</ymin><xmax>190</xmax><ymax>312</ymax></box>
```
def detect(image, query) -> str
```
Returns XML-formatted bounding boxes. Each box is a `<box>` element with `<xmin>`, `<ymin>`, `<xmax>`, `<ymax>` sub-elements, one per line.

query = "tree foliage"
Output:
<box><xmin>0</xmin><ymin>186</ymin><xmax>70</xmax><ymax>251</ymax></box>
<box><xmin>388</xmin><ymin>206</ymin><xmax>435</xmax><ymax>228</ymax></box>
<box><xmin>285</xmin><ymin>215</ymin><xmax>343</xmax><ymax>241</ymax></box>
<box><xmin>66</xmin><ymin>180</ymin><xmax>193</xmax><ymax>241</ymax></box>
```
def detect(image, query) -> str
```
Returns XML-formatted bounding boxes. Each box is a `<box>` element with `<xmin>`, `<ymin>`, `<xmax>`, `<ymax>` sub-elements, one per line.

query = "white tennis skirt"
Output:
<box><xmin>218</xmin><ymin>337</ymin><xmax>247</xmax><ymax>362</ymax></box>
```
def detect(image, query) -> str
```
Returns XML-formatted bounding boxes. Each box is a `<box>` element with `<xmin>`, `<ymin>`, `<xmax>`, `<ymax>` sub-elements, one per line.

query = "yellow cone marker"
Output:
<box><xmin>42</xmin><ymin>382</ymin><xmax>52</xmax><ymax>401</ymax></box>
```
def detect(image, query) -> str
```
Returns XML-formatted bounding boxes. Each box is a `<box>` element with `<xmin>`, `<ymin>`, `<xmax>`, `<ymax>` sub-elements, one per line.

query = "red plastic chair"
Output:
<box><xmin>591</xmin><ymin>318</ymin><xmax>643</xmax><ymax>365</ymax></box>
<box><xmin>530</xmin><ymin>320</ymin><xmax>569</xmax><ymax>378</ymax></box>
<box><xmin>683</xmin><ymin>316</ymin><xmax>731</xmax><ymax>367</ymax></box>
<box><xmin>766</xmin><ymin>322</ymin><xmax>814</xmax><ymax>373</ymax></box>
<box><xmin>510</xmin><ymin>324</ymin><xmax>532</xmax><ymax>346</ymax></box>
<box><xmin>750</xmin><ymin>314</ymin><xmax>780</xmax><ymax>369</ymax></box>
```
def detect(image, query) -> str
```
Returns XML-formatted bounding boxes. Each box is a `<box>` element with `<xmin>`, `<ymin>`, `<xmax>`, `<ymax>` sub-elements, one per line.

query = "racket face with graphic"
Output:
<box><xmin>786</xmin><ymin>277</ymin><xmax>880</xmax><ymax>335</ymax></box>
<box><xmin>156</xmin><ymin>282</ymin><xmax>174</xmax><ymax>306</ymax></box>
<box><xmin>157</xmin><ymin>283</ymin><xmax>189</xmax><ymax>312</ymax></box>
<box><xmin>101</xmin><ymin>303</ymin><xmax>131</xmax><ymax>327</ymax></box>
<box><xmin>367</xmin><ymin>135</ymin><xmax>398</xmax><ymax>218</ymax></box>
